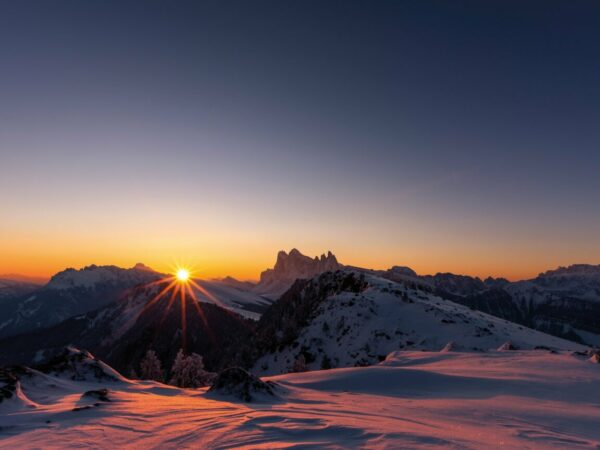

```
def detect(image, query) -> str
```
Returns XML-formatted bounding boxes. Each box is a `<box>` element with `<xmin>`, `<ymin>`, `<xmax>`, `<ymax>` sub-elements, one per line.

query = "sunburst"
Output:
<box><xmin>135</xmin><ymin>263</ymin><xmax>242</xmax><ymax>352</ymax></box>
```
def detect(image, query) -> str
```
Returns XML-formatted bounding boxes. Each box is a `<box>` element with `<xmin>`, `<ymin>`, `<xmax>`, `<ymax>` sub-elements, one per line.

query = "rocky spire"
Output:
<box><xmin>254</xmin><ymin>249</ymin><xmax>343</xmax><ymax>298</ymax></box>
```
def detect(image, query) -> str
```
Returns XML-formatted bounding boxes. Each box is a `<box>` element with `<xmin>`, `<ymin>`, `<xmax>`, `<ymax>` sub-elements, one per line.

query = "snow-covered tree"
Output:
<box><xmin>186</xmin><ymin>353</ymin><xmax>211</xmax><ymax>387</ymax></box>
<box><xmin>169</xmin><ymin>349</ymin><xmax>186</xmax><ymax>386</ymax></box>
<box><xmin>140</xmin><ymin>349</ymin><xmax>163</xmax><ymax>381</ymax></box>
<box><xmin>169</xmin><ymin>349</ymin><xmax>214</xmax><ymax>388</ymax></box>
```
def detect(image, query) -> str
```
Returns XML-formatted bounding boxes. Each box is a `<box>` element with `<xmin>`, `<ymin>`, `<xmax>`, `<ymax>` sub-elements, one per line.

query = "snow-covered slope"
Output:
<box><xmin>1</xmin><ymin>350</ymin><xmax>599</xmax><ymax>448</ymax></box>
<box><xmin>0</xmin><ymin>280</ymin><xmax>257</xmax><ymax>376</ymax></box>
<box><xmin>0</xmin><ymin>264</ymin><xmax>162</xmax><ymax>339</ymax></box>
<box><xmin>0</xmin><ymin>283</ymin><xmax>170</xmax><ymax>367</ymax></box>
<box><xmin>506</xmin><ymin>264</ymin><xmax>600</xmax><ymax>304</ymax></box>
<box><xmin>189</xmin><ymin>279</ymin><xmax>272</xmax><ymax>318</ymax></box>
<box><xmin>413</xmin><ymin>264</ymin><xmax>600</xmax><ymax>346</ymax></box>
<box><xmin>251</xmin><ymin>271</ymin><xmax>587</xmax><ymax>375</ymax></box>
<box><xmin>216</xmin><ymin>276</ymin><xmax>256</xmax><ymax>291</ymax></box>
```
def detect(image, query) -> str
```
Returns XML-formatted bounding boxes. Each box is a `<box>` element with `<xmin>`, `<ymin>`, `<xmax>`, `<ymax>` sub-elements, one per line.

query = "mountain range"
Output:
<box><xmin>0</xmin><ymin>264</ymin><xmax>161</xmax><ymax>339</ymax></box>
<box><xmin>0</xmin><ymin>249</ymin><xmax>597</xmax><ymax>378</ymax></box>
<box><xmin>382</xmin><ymin>264</ymin><xmax>600</xmax><ymax>346</ymax></box>
<box><xmin>245</xmin><ymin>271</ymin><xmax>587</xmax><ymax>374</ymax></box>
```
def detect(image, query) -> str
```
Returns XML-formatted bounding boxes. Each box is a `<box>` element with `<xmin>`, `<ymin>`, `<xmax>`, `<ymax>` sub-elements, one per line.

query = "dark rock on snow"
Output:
<box><xmin>208</xmin><ymin>367</ymin><xmax>277</xmax><ymax>402</ymax></box>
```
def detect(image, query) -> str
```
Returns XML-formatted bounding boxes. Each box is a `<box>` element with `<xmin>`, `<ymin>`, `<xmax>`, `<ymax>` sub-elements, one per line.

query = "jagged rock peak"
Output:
<box><xmin>271</xmin><ymin>249</ymin><xmax>339</xmax><ymax>275</ymax></box>
<box><xmin>254</xmin><ymin>249</ymin><xmax>343</xmax><ymax>298</ymax></box>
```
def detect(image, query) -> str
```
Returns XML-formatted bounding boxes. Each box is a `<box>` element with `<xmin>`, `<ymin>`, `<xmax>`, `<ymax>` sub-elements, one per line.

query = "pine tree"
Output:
<box><xmin>169</xmin><ymin>349</ymin><xmax>187</xmax><ymax>387</ymax></box>
<box><xmin>169</xmin><ymin>349</ymin><xmax>213</xmax><ymax>388</ymax></box>
<box><xmin>140</xmin><ymin>349</ymin><xmax>163</xmax><ymax>382</ymax></box>
<box><xmin>186</xmin><ymin>353</ymin><xmax>212</xmax><ymax>387</ymax></box>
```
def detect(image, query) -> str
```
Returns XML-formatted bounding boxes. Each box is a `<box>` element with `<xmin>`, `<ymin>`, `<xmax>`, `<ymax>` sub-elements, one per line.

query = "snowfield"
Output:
<box><xmin>1</xmin><ymin>350</ymin><xmax>599</xmax><ymax>449</ymax></box>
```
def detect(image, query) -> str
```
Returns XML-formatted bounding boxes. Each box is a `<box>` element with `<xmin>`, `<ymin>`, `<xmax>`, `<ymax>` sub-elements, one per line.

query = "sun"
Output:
<box><xmin>176</xmin><ymin>268</ymin><xmax>190</xmax><ymax>282</ymax></box>
<box><xmin>139</xmin><ymin>262</ymin><xmax>240</xmax><ymax>352</ymax></box>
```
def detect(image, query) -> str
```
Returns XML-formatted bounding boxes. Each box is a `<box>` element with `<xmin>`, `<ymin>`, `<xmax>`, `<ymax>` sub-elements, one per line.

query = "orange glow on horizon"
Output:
<box><xmin>0</xmin><ymin>253</ymin><xmax>587</xmax><ymax>284</ymax></box>
<box><xmin>1</xmin><ymin>233</ymin><xmax>597</xmax><ymax>284</ymax></box>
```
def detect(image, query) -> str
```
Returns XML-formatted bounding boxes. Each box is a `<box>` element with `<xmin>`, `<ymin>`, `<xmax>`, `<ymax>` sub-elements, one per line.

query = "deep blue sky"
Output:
<box><xmin>1</xmin><ymin>1</ymin><xmax>599</xmax><ymax>279</ymax></box>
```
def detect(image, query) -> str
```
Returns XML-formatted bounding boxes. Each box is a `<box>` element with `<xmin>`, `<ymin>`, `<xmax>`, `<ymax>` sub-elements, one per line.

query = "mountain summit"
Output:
<box><xmin>271</xmin><ymin>249</ymin><xmax>340</xmax><ymax>278</ymax></box>
<box><xmin>46</xmin><ymin>263</ymin><xmax>160</xmax><ymax>290</ymax></box>
<box><xmin>0</xmin><ymin>264</ymin><xmax>162</xmax><ymax>339</ymax></box>
<box><xmin>253</xmin><ymin>249</ymin><xmax>342</xmax><ymax>299</ymax></box>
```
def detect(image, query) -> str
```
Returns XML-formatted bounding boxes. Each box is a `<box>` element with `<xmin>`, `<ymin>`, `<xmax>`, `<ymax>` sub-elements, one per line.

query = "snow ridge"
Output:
<box><xmin>252</xmin><ymin>271</ymin><xmax>587</xmax><ymax>375</ymax></box>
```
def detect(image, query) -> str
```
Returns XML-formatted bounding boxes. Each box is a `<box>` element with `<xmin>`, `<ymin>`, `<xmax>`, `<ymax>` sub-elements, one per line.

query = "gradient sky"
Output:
<box><xmin>1</xmin><ymin>1</ymin><xmax>600</xmax><ymax>281</ymax></box>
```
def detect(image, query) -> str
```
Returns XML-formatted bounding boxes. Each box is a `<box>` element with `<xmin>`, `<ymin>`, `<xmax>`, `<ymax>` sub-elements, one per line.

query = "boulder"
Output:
<box><xmin>208</xmin><ymin>367</ymin><xmax>277</xmax><ymax>402</ymax></box>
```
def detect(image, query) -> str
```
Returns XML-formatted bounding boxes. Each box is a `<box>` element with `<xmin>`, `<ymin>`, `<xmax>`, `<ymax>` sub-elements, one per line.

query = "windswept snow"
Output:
<box><xmin>1</xmin><ymin>350</ymin><xmax>599</xmax><ymax>449</ymax></box>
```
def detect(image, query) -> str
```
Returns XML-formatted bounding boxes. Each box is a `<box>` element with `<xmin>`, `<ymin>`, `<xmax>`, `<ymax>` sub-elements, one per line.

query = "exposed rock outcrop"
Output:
<box><xmin>208</xmin><ymin>367</ymin><xmax>277</xmax><ymax>402</ymax></box>
<box><xmin>253</xmin><ymin>249</ymin><xmax>342</xmax><ymax>299</ymax></box>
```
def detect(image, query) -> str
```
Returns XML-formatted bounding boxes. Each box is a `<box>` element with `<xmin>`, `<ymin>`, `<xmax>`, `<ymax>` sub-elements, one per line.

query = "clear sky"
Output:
<box><xmin>1</xmin><ymin>1</ymin><xmax>599</xmax><ymax>281</ymax></box>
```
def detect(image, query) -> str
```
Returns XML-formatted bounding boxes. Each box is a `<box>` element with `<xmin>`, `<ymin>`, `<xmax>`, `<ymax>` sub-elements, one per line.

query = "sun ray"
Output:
<box><xmin>139</xmin><ymin>279</ymin><xmax>178</xmax><ymax>316</ymax></box>
<box><xmin>188</xmin><ymin>278</ymin><xmax>248</xmax><ymax>323</ymax></box>
<box><xmin>185</xmin><ymin>283</ymin><xmax>216</xmax><ymax>343</ymax></box>
<box><xmin>180</xmin><ymin>283</ymin><xmax>187</xmax><ymax>352</ymax></box>
<box><xmin>142</xmin><ymin>276</ymin><xmax>176</xmax><ymax>289</ymax></box>
<box><xmin>151</xmin><ymin>284</ymin><xmax>181</xmax><ymax>344</ymax></box>
<box><xmin>185</xmin><ymin>283</ymin><xmax>207</xmax><ymax>326</ymax></box>
<box><xmin>188</xmin><ymin>279</ymin><xmax>226</xmax><ymax>308</ymax></box>
<box><xmin>133</xmin><ymin>265</ymin><xmax>251</xmax><ymax>352</ymax></box>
